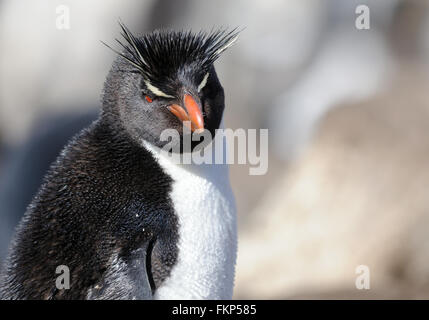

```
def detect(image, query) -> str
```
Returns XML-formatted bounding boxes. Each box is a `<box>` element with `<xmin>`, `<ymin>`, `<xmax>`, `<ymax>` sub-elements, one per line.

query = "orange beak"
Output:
<box><xmin>168</xmin><ymin>94</ymin><xmax>204</xmax><ymax>132</ymax></box>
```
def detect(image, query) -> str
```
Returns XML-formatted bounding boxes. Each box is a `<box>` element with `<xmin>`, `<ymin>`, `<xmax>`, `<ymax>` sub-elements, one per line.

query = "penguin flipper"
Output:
<box><xmin>86</xmin><ymin>246</ymin><xmax>153</xmax><ymax>300</ymax></box>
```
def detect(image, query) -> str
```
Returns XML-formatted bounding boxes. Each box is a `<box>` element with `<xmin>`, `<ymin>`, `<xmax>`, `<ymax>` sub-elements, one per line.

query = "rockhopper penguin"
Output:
<box><xmin>0</xmin><ymin>23</ymin><xmax>239</xmax><ymax>299</ymax></box>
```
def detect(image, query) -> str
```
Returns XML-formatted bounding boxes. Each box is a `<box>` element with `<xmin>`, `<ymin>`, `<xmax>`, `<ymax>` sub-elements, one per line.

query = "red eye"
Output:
<box><xmin>145</xmin><ymin>95</ymin><xmax>153</xmax><ymax>103</ymax></box>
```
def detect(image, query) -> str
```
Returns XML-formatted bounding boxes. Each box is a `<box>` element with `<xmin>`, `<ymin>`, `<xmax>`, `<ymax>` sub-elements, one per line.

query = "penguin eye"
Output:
<box><xmin>145</xmin><ymin>95</ymin><xmax>153</xmax><ymax>103</ymax></box>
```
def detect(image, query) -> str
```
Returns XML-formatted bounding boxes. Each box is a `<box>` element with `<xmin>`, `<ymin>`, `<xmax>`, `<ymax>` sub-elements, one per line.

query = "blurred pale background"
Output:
<box><xmin>1</xmin><ymin>0</ymin><xmax>429</xmax><ymax>299</ymax></box>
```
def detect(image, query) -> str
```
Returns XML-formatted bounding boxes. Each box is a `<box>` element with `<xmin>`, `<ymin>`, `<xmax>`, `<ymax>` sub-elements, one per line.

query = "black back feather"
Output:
<box><xmin>102</xmin><ymin>22</ymin><xmax>240</xmax><ymax>87</ymax></box>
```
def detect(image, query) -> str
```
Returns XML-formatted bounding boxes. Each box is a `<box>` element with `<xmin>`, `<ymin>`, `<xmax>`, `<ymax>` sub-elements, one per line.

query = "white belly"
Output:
<box><xmin>143</xmin><ymin>140</ymin><xmax>237</xmax><ymax>299</ymax></box>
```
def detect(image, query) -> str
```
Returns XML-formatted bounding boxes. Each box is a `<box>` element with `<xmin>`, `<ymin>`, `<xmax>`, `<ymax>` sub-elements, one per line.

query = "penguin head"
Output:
<box><xmin>102</xmin><ymin>23</ymin><xmax>239</xmax><ymax>151</ymax></box>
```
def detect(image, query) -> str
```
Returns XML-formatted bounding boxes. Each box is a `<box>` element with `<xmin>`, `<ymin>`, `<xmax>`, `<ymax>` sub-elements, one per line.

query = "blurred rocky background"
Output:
<box><xmin>1</xmin><ymin>0</ymin><xmax>429</xmax><ymax>299</ymax></box>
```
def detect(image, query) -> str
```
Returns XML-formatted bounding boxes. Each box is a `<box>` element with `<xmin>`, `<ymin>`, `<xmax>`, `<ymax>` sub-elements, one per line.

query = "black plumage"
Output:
<box><xmin>1</xmin><ymin>115</ymin><xmax>182</xmax><ymax>299</ymax></box>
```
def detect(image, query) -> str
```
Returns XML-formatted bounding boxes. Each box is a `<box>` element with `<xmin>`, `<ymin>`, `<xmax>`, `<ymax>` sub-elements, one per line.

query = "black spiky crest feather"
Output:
<box><xmin>102</xmin><ymin>22</ymin><xmax>240</xmax><ymax>88</ymax></box>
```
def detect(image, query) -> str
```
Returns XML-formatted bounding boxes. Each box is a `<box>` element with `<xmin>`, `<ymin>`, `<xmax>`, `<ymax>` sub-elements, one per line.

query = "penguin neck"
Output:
<box><xmin>142</xmin><ymin>121</ymin><xmax>231</xmax><ymax>189</ymax></box>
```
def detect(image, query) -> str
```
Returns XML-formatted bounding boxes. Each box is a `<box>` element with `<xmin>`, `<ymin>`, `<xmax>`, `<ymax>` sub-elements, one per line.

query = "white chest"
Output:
<box><xmin>144</xmin><ymin>143</ymin><xmax>237</xmax><ymax>299</ymax></box>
